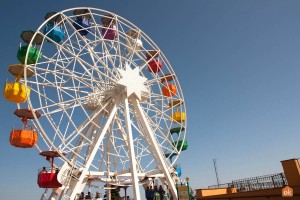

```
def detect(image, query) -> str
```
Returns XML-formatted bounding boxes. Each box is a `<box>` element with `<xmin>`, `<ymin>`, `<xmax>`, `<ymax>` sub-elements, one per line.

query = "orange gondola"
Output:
<box><xmin>10</xmin><ymin>109</ymin><xmax>41</xmax><ymax>148</ymax></box>
<box><xmin>161</xmin><ymin>73</ymin><xmax>177</xmax><ymax>97</ymax></box>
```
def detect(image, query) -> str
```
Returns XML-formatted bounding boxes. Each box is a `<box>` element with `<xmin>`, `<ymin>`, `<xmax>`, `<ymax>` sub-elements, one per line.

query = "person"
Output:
<box><xmin>95</xmin><ymin>191</ymin><xmax>101</xmax><ymax>199</ymax></box>
<box><xmin>163</xmin><ymin>192</ymin><xmax>168</xmax><ymax>200</ymax></box>
<box><xmin>158</xmin><ymin>185</ymin><xmax>164</xmax><ymax>200</ymax></box>
<box><xmin>153</xmin><ymin>185</ymin><xmax>160</xmax><ymax>200</ymax></box>
<box><xmin>145</xmin><ymin>186</ymin><xmax>151</xmax><ymax>200</ymax></box>
<box><xmin>85</xmin><ymin>191</ymin><xmax>92</xmax><ymax>199</ymax></box>
<box><xmin>79</xmin><ymin>192</ymin><xmax>85</xmax><ymax>200</ymax></box>
<box><xmin>41</xmin><ymin>167</ymin><xmax>47</xmax><ymax>173</ymax></box>
<box><xmin>149</xmin><ymin>186</ymin><xmax>154</xmax><ymax>200</ymax></box>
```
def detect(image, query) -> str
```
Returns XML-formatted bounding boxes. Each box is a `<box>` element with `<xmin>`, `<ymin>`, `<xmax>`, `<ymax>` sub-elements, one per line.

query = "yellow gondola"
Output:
<box><xmin>171</xmin><ymin>111</ymin><xmax>186</xmax><ymax>123</ymax></box>
<box><xmin>3</xmin><ymin>82</ymin><xmax>30</xmax><ymax>103</ymax></box>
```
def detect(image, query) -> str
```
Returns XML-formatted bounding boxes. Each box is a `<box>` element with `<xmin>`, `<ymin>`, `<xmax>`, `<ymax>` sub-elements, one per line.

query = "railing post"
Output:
<box><xmin>271</xmin><ymin>176</ymin><xmax>276</xmax><ymax>188</ymax></box>
<box><xmin>280</xmin><ymin>173</ymin><xmax>286</xmax><ymax>186</ymax></box>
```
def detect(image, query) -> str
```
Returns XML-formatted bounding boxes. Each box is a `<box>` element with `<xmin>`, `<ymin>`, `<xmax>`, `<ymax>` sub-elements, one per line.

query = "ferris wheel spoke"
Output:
<box><xmin>114</xmin><ymin>18</ymin><xmax>125</xmax><ymax>70</ymax></box>
<box><xmin>60</xmin><ymin>15</ymin><xmax>91</xmax><ymax>54</ymax></box>
<box><xmin>38</xmin><ymin>30</ymin><xmax>116</xmax><ymax>84</ymax></box>
<box><xmin>60</xmin><ymin>101</ymin><xmax>110</xmax><ymax>152</ymax></box>
<box><xmin>141</xmin><ymin>101</ymin><xmax>172</xmax><ymax>124</ymax></box>
<box><xmin>63</xmin><ymin>16</ymin><xmax>120</xmax><ymax>81</ymax></box>
<box><xmin>99</xmin><ymin>42</ymin><xmax>123</xmax><ymax>79</ymax></box>
<box><xmin>31</xmin><ymin>94</ymin><xmax>85</xmax><ymax>115</ymax></box>
<box><xmin>114</xmin><ymin>114</ymin><xmax>131</xmax><ymax>167</ymax></box>
<box><xmin>32</xmin><ymin>85</ymin><xmax>84</xmax><ymax>113</ymax></box>
<box><xmin>88</xmin><ymin>11</ymin><xmax>124</xmax><ymax>76</ymax></box>
<box><xmin>64</xmin><ymin>115</ymin><xmax>101</xmax><ymax>164</ymax></box>
<box><xmin>28</xmin><ymin>78</ymin><xmax>91</xmax><ymax>97</ymax></box>
<box><xmin>134</xmin><ymin>114</ymin><xmax>161</xmax><ymax>162</ymax></box>
<box><xmin>60</xmin><ymin>23</ymin><xmax>77</xmax><ymax>55</ymax></box>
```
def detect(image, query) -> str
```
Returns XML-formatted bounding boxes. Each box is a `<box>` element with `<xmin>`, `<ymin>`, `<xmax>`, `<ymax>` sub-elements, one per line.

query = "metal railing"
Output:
<box><xmin>208</xmin><ymin>173</ymin><xmax>287</xmax><ymax>192</ymax></box>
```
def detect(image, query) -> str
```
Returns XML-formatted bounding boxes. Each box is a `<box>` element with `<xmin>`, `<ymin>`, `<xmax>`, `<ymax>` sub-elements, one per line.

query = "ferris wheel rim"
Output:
<box><xmin>21</xmin><ymin>7</ymin><xmax>187</xmax><ymax>177</ymax></box>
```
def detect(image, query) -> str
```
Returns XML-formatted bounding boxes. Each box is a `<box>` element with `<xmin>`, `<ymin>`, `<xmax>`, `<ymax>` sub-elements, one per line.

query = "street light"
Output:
<box><xmin>186</xmin><ymin>177</ymin><xmax>191</xmax><ymax>200</ymax></box>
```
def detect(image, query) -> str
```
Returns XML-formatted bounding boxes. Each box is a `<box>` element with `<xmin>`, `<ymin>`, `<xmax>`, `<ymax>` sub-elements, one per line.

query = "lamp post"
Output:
<box><xmin>186</xmin><ymin>177</ymin><xmax>191</xmax><ymax>200</ymax></box>
<box><xmin>175</xmin><ymin>179</ymin><xmax>179</xmax><ymax>200</ymax></box>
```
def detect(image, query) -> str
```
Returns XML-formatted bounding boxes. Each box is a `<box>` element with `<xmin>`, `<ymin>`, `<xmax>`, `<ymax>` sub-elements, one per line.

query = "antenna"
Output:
<box><xmin>213</xmin><ymin>159</ymin><xmax>220</xmax><ymax>187</ymax></box>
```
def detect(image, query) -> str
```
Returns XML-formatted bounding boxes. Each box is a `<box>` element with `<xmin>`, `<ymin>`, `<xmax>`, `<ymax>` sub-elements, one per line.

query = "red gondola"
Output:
<box><xmin>37</xmin><ymin>150</ymin><xmax>66</xmax><ymax>188</ymax></box>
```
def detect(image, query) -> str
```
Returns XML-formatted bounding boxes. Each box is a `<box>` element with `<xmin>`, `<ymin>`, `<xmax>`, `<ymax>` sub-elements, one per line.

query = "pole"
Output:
<box><xmin>186</xmin><ymin>177</ymin><xmax>191</xmax><ymax>200</ymax></box>
<box><xmin>213</xmin><ymin>159</ymin><xmax>220</xmax><ymax>188</ymax></box>
<box><xmin>176</xmin><ymin>179</ymin><xmax>179</xmax><ymax>200</ymax></box>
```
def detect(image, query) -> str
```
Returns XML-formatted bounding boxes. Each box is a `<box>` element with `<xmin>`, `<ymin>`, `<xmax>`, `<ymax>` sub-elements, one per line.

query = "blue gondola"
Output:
<box><xmin>73</xmin><ymin>18</ymin><xmax>90</xmax><ymax>36</ymax></box>
<box><xmin>73</xmin><ymin>9</ymin><xmax>91</xmax><ymax>36</ymax></box>
<box><xmin>44</xmin><ymin>23</ymin><xmax>65</xmax><ymax>43</ymax></box>
<box><xmin>175</xmin><ymin>166</ymin><xmax>181</xmax><ymax>177</ymax></box>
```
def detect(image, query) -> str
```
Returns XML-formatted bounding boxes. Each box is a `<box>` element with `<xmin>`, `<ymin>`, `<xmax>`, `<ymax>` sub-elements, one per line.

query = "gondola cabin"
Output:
<box><xmin>102</xmin><ymin>24</ymin><xmax>117</xmax><ymax>40</ymax></box>
<box><xmin>44</xmin><ymin>23</ymin><xmax>65</xmax><ymax>43</ymax></box>
<box><xmin>10</xmin><ymin>128</ymin><xmax>38</xmax><ymax>148</ymax></box>
<box><xmin>171</xmin><ymin>111</ymin><xmax>186</xmax><ymax>123</ymax></box>
<box><xmin>37</xmin><ymin>151</ymin><xmax>66</xmax><ymax>188</ymax></box>
<box><xmin>174</xmin><ymin>165</ymin><xmax>182</xmax><ymax>177</ymax></box>
<box><xmin>17</xmin><ymin>30</ymin><xmax>42</xmax><ymax>64</ymax></box>
<box><xmin>10</xmin><ymin>109</ymin><xmax>41</xmax><ymax>148</ymax></box>
<box><xmin>17</xmin><ymin>45</ymin><xmax>42</xmax><ymax>65</ymax></box>
<box><xmin>37</xmin><ymin>168</ymin><xmax>62</xmax><ymax>188</ymax></box>
<box><xmin>126</xmin><ymin>29</ymin><xmax>142</xmax><ymax>52</ymax></box>
<box><xmin>162</xmin><ymin>84</ymin><xmax>177</xmax><ymax>97</ymax></box>
<box><xmin>148</xmin><ymin>60</ymin><xmax>162</xmax><ymax>73</ymax></box>
<box><xmin>101</xmin><ymin>14</ymin><xmax>117</xmax><ymax>40</ymax></box>
<box><xmin>73</xmin><ymin>18</ymin><xmax>90</xmax><ymax>36</ymax></box>
<box><xmin>73</xmin><ymin>9</ymin><xmax>91</xmax><ymax>36</ymax></box>
<box><xmin>44</xmin><ymin>12</ymin><xmax>65</xmax><ymax>43</ymax></box>
<box><xmin>146</xmin><ymin>50</ymin><xmax>162</xmax><ymax>73</ymax></box>
<box><xmin>3</xmin><ymin>82</ymin><xmax>30</xmax><ymax>103</ymax></box>
<box><xmin>172</xmin><ymin>140</ymin><xmax>188</xmax><ymax>151</ymax></box>
<box><xmin>161</xmin><ymin>74</ymin><xmax>177</xmax><ymax>97</ymax></box>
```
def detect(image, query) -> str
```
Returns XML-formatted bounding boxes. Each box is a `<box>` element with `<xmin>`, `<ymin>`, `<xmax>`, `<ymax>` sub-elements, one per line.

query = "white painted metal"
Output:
<box><xmin>123</xmin><ymin>97</ymin><xmax>141</xmax><ymax>200</ymax></box>
<box><xmin>132</xmin><ymin>98</ymin><xmax>178</xmax><ymax>199</ymax></box>
<box><xmin>69</xmin><ymin>102</ymin><xmax>118</xmax><ymax>200</ymax></box>
<box><xmin>20</xmin><ymin>7</ymin><xmax>186</xmax><ymax>200</ymax></box>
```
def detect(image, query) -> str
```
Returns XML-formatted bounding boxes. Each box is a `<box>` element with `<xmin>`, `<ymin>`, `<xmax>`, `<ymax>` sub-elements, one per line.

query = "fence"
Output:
<box><xmin>208</xmin><ymin>173</ymin><xmax>287</xmax><ymax>192</ymax></box>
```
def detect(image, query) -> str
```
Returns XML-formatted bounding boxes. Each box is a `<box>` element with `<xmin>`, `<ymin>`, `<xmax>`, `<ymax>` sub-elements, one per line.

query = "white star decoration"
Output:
<box><xmin>117</xmin><ymin>63</ymin><xmax>148</xmax><ymax>100</ymax></box>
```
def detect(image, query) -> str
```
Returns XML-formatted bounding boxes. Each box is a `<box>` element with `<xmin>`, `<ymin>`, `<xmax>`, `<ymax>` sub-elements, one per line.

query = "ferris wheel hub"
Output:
<box><xmin>117</xmin><ymin>63</ymin><xmax>149</xmax><ymax>101</ymax></box>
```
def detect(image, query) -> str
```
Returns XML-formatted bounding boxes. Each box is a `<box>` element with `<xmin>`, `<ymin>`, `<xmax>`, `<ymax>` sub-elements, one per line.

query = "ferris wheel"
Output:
<box><xmin>4</xmin><ymin>7</ymin><xmax>187</xmax><ymax>200</ymax></box>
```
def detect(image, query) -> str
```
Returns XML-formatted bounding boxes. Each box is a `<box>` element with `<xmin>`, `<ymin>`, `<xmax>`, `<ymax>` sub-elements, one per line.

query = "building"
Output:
<box><xmin>196</xmin><ymin>159</ymin><xmax>300</xmax><ymax>200</ymax></box>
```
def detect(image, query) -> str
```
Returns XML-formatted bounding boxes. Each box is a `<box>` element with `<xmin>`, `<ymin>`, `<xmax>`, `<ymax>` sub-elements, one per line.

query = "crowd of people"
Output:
<box><xmin>76</xmin><ymin>185</ymin><xmax>169</xmax><ymax>200</ymax></box>
<box><xmin>145</xmin><ymin>185</ymin><xmax>167</xmax><ymax>200</ymax></box>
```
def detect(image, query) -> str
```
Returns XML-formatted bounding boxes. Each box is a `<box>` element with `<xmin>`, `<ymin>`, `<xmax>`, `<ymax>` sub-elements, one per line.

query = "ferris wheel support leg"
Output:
<box><xmin>124</xmin><ymin>97</ymin><xmax>141</xmax><ymax>200</ymax></box>
<box><xmin>68</xmin><ymin>102</ymin><xmax>118</xmax><ymax>200</ymax></box>
<box><xmin>132</xmin><ymin>98</ymin><xmax>178</xmax><ymax>199</ymax></box>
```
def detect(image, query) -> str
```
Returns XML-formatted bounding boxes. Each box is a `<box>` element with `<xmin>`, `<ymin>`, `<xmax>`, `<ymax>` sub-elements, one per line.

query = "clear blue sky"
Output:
<box><xmin>1</xmin><ymin>0</ymin><xmax>300</xmax><ymax>199</ymax></box>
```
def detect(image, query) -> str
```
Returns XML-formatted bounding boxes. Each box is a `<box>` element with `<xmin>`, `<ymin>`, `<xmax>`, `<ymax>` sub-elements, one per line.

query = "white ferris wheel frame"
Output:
<box><xmin>20</xmin><ymin>7</ymin><xmax>187</xmax><ymax>200</ymax></box>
